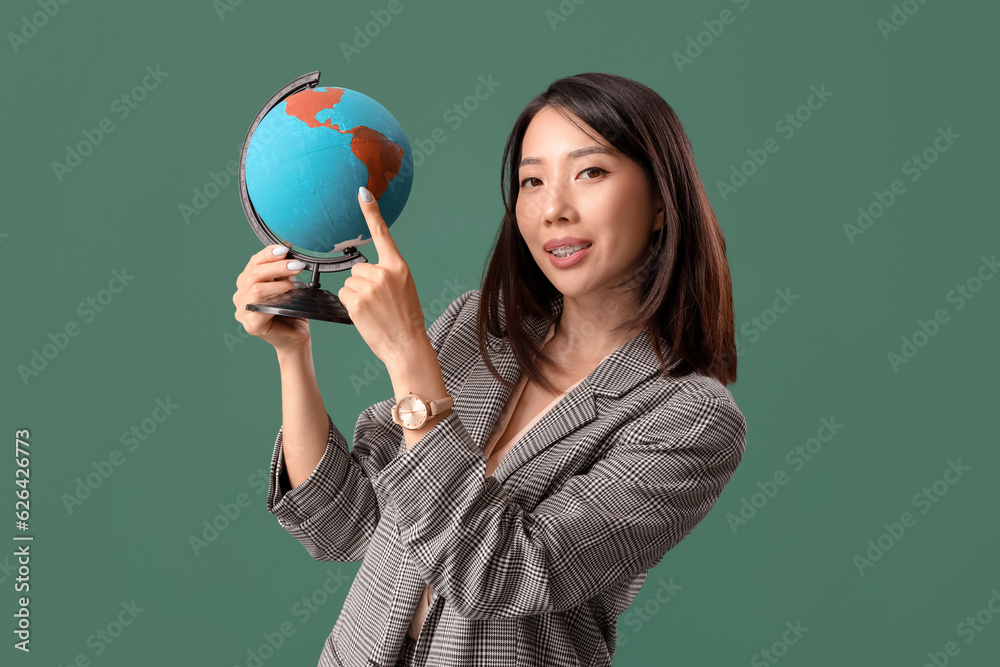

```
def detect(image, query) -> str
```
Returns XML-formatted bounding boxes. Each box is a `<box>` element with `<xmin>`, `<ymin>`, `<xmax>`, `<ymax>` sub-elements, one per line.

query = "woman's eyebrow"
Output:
<box><xmin>519</xmin><ymin>146</ymin><xmax>616</xmax><ymax>167</ymax></box>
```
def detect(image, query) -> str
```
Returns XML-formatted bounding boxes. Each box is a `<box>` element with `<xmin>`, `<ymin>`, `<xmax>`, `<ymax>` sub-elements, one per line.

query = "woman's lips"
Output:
<box><xmin>547</xmin><ymin>243</ymin><xmax>592</xmax><ymax>268</ymax></box>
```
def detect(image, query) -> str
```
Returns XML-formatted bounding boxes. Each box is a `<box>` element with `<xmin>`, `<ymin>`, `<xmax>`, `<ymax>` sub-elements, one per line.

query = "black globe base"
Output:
<box><xmin>245</xmin><ymin>280</ymin><xmax>353</xmax><ymax>324</ymax></box>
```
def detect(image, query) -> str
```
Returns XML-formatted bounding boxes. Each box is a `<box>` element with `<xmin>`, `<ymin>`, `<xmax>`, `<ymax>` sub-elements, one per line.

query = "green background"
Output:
<box><xmin>3</xmin><ymin>0</ymin><xmax>998</xmax><ymax>664</ymax></box>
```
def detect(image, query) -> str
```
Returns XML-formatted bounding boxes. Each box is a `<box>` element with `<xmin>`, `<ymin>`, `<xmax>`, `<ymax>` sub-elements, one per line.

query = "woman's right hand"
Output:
<box><xmin>233</xmin><ymin>244</ymin><xmax>311</xmax><ymax>353</ymax></box>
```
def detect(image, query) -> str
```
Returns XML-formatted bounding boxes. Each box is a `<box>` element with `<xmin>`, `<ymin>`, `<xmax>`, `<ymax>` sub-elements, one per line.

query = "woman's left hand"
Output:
<box><xmin>338</xmin><ymin>187</ymin><xmax>428</xmax><ymax>366</ymax></box>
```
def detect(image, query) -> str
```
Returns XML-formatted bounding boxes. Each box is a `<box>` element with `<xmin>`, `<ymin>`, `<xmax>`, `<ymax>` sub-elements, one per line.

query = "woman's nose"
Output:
<box><xmin>541</xmin><ymin>184</ymin><xmax>574</xmax><ymax>223</ymax></box>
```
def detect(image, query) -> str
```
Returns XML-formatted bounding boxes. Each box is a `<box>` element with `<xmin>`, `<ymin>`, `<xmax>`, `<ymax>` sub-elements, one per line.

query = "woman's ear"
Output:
<box><xmin>653</xmin><ymin>205</ymin><xmax>665</xmax><ymax>232</ymax></box>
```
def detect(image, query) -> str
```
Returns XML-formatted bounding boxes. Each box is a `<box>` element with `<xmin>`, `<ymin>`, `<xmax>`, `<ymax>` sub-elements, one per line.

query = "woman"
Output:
<box><xmin>233</xmin><ymin>72</ymin><xmax>746</xmax><ymax>667</ymax></box>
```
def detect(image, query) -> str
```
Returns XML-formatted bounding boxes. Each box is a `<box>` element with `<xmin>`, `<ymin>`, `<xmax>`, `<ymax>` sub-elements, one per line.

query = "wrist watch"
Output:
<box><xmin>391</xmin><ymin>392</ymin><xmax>455</xmax><ymax>430</ymax></box>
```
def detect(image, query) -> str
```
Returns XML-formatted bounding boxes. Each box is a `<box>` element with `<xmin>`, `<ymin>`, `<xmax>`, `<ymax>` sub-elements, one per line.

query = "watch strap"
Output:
<box><xmin>428</xmin><ymin>394</ymin><xmax>454</xmax><ymax>417</ymax></box>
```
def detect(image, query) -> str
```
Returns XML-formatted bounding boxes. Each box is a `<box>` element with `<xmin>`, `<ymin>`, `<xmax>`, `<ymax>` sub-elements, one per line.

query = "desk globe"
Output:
<box><xmin>239</xmin><ymin>71</ymin><xmax>413</xmax><ymax>323</ymax></box>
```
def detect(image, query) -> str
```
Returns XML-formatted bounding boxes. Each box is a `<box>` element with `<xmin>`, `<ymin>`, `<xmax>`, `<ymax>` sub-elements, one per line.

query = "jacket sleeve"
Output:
<box><xmin>265</xmin><ymin>289</ymin><xmax>478</xmax><ymax>562</ymax></box>
<box><xmin>370</xmin><ymin>391</ymin><xmax>747</xmax><ymax>619</ymax></box>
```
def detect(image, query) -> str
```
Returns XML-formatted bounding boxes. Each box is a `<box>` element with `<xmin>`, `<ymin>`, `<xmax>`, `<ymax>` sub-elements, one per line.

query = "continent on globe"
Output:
<box><xmin>245</xmin><ymin>86</ymin><xmax>413</xmax><ymax>254</ymax></box>
<box><xmin>283</xmin><ymin>89</ymin><xmax>404</xmax><ymax>201</ymax></box>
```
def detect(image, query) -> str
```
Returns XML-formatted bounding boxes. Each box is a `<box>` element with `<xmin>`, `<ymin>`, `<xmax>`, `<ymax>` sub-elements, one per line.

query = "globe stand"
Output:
<box><xmin>239</xmin><ymin>70</ymin><xmax>367</xmax><ymax>324</ymax></box>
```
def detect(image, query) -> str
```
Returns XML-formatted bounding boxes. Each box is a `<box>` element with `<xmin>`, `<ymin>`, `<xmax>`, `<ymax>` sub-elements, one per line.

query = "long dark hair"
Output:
<box><xmin>476</xmin><ymin>72</ymin><xmax>738</xmax><ymax>393</ymax></box>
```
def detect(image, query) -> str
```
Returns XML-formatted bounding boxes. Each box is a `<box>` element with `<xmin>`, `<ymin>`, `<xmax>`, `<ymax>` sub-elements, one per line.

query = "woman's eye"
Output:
<box><xmin>519</xmin><ymin>168</ymin><xmax>606</xmax><ymax>189</ymax></box>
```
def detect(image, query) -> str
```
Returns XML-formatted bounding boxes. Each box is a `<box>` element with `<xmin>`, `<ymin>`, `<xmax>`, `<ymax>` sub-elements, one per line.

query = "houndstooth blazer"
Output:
<box><xmin>266</xmin><ymin>288</ymin><xmax>747</xmax><ymax>667</ymax></box>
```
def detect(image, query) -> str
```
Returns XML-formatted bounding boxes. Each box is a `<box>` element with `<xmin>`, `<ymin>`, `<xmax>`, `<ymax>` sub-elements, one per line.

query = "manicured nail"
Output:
<box><xmin>287</xmin><ymin>261</ymin><xmax>305</xmax><ymax>271</ymax></box>
<box><xmin>359</xmin><ymin>186</ymin><xmax>373</xmax><ymax>203</ymax></box>
<box><xmin>272</xmin><ymin>245</ymin><xmax>289</xmax><ymax>256</ymax></box>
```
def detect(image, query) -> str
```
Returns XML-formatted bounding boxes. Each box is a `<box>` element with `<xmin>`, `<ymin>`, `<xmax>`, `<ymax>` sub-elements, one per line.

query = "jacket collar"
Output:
<box><xmin>453</xmin><ymin>290</ymin><xmax>678</xmax><ymax>485</ymax></box>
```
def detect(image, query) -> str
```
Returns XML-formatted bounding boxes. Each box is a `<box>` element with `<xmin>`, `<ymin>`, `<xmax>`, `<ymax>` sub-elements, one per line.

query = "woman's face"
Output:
<box><xmin>515</xmin><ymin>106</ymin><xmax>663</xmax><ymax>300</ymax></box>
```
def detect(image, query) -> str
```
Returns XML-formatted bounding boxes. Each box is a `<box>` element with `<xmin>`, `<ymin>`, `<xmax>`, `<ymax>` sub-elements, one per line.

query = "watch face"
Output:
<box><xmin>397</xmin><ymin>395</ymin><xmax>427</xmax><ymax>429</ymax></box>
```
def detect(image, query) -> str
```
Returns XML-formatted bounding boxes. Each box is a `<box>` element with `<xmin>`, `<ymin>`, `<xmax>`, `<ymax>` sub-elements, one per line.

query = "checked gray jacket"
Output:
<box><xmin>266</xmin><ymin>288</ymin><xmax>747</xmax><ymax>667</ymax></box>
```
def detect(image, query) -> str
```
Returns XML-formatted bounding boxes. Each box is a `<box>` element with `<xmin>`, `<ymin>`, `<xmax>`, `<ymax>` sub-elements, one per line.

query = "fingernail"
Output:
<box><xmin>359</xmin><ymin>186</ymin><xmax>373</xmax><ymax>203</ymax></box>
<box><xmin>272</xmin><ymin>245</ymin><xmax>289</xmax><ymax>256</ymax></box>
<box><xmin>287</xmin><ymin>261</ymin><xmax>305</xmax><ymax>271</ymax></box>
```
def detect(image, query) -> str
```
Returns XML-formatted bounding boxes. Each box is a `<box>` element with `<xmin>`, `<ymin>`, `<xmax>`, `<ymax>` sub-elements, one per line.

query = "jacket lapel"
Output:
<box><xmin>451</xmin><ymin>292</ymin><xmax>551</xmax><ymax>457</ymax></box>
<box><xmin>452</xmin><ymin>291</ymin><xmax>680</xmax><ymax>486</ymax></box>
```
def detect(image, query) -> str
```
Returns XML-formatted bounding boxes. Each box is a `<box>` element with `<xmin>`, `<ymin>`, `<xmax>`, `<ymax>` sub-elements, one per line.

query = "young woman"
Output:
<box><xmin>233</xmin><ymin>72</ymin><xmax>746</xmax><ymax>667</ymax></box>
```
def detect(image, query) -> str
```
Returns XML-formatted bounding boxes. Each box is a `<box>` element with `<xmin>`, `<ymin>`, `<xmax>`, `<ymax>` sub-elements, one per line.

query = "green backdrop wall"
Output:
<box><xmin>3</xmin><ymin>0</ymin><xmax>998</xmax><ymax>665</ymax></box>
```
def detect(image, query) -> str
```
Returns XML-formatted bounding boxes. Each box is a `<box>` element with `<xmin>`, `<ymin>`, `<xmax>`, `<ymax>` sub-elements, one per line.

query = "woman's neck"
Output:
<box><xmin>545</xmin><ymin>293</ymin><xmax>645</xmax><ymax>373</ymax></box>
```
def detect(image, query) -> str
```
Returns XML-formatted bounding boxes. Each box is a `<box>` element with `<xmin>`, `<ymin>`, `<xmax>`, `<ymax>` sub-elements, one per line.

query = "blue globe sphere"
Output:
<box><xmin>245</xmin><ymin>86</ymin><xmax>413</xmax><ymax>254</ymax></box>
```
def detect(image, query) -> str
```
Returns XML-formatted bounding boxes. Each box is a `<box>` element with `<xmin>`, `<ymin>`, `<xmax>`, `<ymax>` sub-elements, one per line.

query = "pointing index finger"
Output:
<box><xmin>358</xmin><ymin>186</ymin><xmax>399</xmax><ymax>262</ymax></box>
